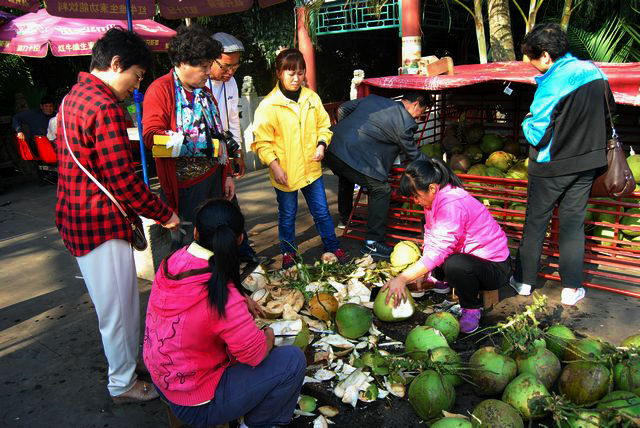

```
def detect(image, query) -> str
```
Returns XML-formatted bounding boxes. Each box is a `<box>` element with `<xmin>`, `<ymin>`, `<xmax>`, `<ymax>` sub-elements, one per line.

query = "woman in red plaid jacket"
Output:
<box><xmin>56</xmin><ymin>28</ymin><xmax>180</xmax><ymax>404</ymax></box>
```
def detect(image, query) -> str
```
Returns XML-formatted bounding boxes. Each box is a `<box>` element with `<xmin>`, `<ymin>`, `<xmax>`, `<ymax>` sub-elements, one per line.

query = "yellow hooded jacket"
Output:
<box><xmin>251</xmin><ymin>85</ymin><xmax>332</xmax><ymax>192</ymax></box>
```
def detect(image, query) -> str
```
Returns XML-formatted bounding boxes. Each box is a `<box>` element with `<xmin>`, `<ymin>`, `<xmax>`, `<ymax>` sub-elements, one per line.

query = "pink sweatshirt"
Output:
<box><xmin>420</xmin><ymin>185</ymin><xmax>510</xmax><ymax>272</ymax></box>
<box><xmin>144</xmin><ymin>244</ymin><xmax>267</xmax><ymax>406</ymax></box>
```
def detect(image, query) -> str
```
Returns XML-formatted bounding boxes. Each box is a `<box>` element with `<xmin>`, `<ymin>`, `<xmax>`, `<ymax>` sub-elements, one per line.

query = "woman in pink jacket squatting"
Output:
<box><xmin>144</xmin><ymin>199</ymin><xmax>306</xmax><ymax>428</ymax></box>
<box><xmin>382</xmin><ymin>159</ymin><xmax>511</xmax><ymax>333</ymax></box>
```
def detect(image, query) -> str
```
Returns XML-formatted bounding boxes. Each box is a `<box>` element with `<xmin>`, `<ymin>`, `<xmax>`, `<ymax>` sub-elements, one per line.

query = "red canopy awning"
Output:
<box><xmin>360</xmin><ymin>61</ymin><xmax>640</xmax><ymax>106</ymax></box>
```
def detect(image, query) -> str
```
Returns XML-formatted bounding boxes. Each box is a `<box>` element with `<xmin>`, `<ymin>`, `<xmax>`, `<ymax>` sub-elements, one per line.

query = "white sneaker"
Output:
<box><xmin>509</xmin><ymin>276</ymin><xmax>532</xmax><ymax>296</ymax></box>
<box><xmin>561</xmin><ymin>287</ymin><xmax>586</xmax><ymax>305</ymax></box>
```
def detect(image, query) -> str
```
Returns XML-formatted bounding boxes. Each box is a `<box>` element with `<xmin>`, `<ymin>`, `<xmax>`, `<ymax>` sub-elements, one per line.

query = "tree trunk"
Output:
<box><xmin>474</xmin><ymin>0</ymin><xmax>488</xmax><ymax>63</ymax></box>
<box><xmin>526</xmin><ymin>0</ymin><xmax>540</xmax><ymax>33</ymax></box>
<box><xmin>487</xmin><ymin>0</ymin><xmax>515</xmax><ymax>61</ymax></box>
<box><xmin>560</xmin><ymin>0</ymin><xmax>573</xmax><ymax>31</ymax></box>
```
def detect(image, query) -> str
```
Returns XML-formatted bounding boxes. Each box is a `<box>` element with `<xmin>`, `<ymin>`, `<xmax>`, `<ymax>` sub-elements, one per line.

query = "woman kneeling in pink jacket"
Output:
<box><xmin>144</xmin><ymin>199</ymin><xmax>306</xmax><ymax>428</ymax></box>
<box><xmin>382</xmin><ymin>159</ymin><xmax>511</xmax><ymax>333</ymax></box>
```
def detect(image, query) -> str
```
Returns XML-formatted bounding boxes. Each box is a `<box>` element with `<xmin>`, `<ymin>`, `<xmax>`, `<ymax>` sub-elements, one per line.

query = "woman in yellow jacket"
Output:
<box><xmin>252</xmin><ymin>48</ymin><xmax>348</xmax><ymax>269</ymax></box>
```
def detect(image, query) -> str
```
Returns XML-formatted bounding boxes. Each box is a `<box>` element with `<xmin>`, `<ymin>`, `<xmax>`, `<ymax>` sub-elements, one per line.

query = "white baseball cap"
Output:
<box><xmin>212</xmin><ymin>32</ymin><xmax>244</xmax><ymax>54</ymax></box>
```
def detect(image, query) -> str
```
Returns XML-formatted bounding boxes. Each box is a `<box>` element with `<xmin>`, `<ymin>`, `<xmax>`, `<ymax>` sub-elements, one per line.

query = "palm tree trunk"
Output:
<box><xmin>488</xmin><ymin>0</ymin><xmax>515</xmax><ymax>61</ymax></box>
<box><xmin>560</xmin><ymin>0</ymin><xmax>573</xmax><ymax>31</ymax></box>
<box><xmin>526</xmin><ymin>0</ymin><xmax>543</xmax><ymax>33</ymax></box>
<box><xmin>474</xmin><ymin>0</ymin><xmax>488</xmax><ymax>63</ymax></box>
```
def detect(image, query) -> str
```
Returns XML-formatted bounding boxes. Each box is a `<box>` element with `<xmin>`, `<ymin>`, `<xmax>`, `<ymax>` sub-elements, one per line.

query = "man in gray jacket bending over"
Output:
<box><xmin>324</xmin><ymin>92</ymin><xmax>430</xmax><ymax>259</ymax></box>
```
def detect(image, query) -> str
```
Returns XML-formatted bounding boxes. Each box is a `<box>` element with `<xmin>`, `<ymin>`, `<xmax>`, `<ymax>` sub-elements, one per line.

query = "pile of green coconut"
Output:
<box><xmin>244</xmin><ymin>242</ymin><xmax>640</xmax><ymax>427</ymax></box>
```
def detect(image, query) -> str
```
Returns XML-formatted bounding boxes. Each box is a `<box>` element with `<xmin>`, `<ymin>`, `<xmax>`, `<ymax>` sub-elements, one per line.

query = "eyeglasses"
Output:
<box><xmin>214</xmin><ymin>58</ymin><xmax>240</xmax><ymax>72</ymax></box>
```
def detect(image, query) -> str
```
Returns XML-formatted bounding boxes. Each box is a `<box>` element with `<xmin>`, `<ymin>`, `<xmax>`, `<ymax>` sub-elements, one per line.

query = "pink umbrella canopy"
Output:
<box><xmin>45</xmin><ymin>0</ymin><xmax>286</xmax><ymax>20</ymax></box>
<box><xmin>0</xmin><ymin>8</ymin><xmax>176</xmax><ymax>57</ymax></box>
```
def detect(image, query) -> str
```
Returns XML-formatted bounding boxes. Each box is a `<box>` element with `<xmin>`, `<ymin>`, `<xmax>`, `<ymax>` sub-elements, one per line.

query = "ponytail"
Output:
<box><xmin>194</xmin><ymin>199</ymin><xmax>245</xmax><ymax>318</ymax></box>
<box><xmin>400</xmin><ymin>158</ymin><xmax>463</xmax><ymax>197</ymax></box>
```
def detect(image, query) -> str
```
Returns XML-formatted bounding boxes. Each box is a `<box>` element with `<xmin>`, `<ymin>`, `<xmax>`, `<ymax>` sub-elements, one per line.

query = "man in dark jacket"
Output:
<box><xmin>13</xmin><ymin>95</ymin><xmax>56</xmax><ymax>154</ymax></box>
<box><xmin>509</xmin><ymin>23</ymin><xmax>612</xmax><ymax>306</ymax></box>
<box><xmin>324</xmin><ymin>92</ymin><xmax>430</xmax><ymax>259</ymax></box>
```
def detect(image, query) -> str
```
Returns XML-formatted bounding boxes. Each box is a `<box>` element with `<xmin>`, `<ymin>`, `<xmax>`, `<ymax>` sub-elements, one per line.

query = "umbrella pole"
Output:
<box><xmin>126</xmin><ymin>0</ymin><xmax>150</xmax><ymax>186</ymax></box>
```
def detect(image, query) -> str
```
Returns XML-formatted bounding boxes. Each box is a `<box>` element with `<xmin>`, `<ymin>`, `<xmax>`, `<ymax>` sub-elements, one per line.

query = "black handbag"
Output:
<box><xmin>591</xmin><ymin>80</ymin><xmax>636</xmax><ymax>198</ymax></box>
<box><xmin>61</xmin><ymin>97</ymin><xmax>148</xmax><ymax>251</ymax></box>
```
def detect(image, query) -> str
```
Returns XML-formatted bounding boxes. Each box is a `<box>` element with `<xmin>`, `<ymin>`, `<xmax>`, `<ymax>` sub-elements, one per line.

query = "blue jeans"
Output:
<box><xmin>165</xmin><ymin>346</ymin><xmax>306</xmax><ymax>428</ymax></box>
<box><xmin>275</xmin><ymin>176</ymin><xmax>340</xmax><ymax>254</ymax></box>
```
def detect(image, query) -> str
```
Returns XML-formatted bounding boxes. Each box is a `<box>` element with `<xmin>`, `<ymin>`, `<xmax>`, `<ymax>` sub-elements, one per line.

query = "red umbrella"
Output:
<box><xmin>0</xmin><ymin>8</ymin><xmax>175</xmax><ymax>57</ymax></box>
<box><xmin>45</xmin><ymin>0</ymin><xmax>286</xmax><ymax>20</ymax></box>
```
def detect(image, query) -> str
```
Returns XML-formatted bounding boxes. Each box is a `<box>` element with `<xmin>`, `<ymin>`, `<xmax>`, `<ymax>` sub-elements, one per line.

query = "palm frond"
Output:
<box><xmin>567</xmin><ymin>16</ymin><xmax>629</xmax><ymax>62</ymax></box>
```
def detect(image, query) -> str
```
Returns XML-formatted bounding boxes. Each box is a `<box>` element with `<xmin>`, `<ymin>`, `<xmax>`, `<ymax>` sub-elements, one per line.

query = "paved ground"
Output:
<box><xmin>0</xmin><ymin>169</ymin><xmax>638</xmax><ymax>427</ymax></box>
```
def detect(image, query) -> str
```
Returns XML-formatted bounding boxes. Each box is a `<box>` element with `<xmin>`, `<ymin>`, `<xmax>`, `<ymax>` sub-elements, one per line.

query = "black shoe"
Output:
<box><xmin>241</xmin><ymin>255</ymin><xmax>275</xmax><ymax>266</ymax></box>
<box><xmin>360</xmin><ymin>241</ymin><xmax>393</xmax><ymax>259</ymax></box>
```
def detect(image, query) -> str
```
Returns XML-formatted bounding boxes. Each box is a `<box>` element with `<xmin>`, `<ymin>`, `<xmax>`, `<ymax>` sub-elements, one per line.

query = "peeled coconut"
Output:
<box><xmin>431</xmin><ymin>417</ymin><xmax>472</xmax><ymax>428</ymax></box>
<box><xmin>516</xmin><ymin>347</ymin><xmax>561</xmax><ymax>390</ymax></box>
<box><xmin>545</xmin><ymin>324</ymin><xmax>576</xmax><ymax>359</ymax></box>
<box><xmin>502</xmin><ymin>373</ymin><xmax>550</xmax><ymax>420</ymax></box>
<box><xmin>242</xmin><ymin>264</ymin><xmax>268</xmax><ymax>292</ymax></box>
<box><xmin>373</xmin><ymin>287</ymin><xmax>415</xmax><ymax>322</ymax></box>
<box><xmin>262</xmin><ymin>300</ymin><xmax>284</xmax><ymax>319</ymax></box>
<box><xmin>563</xmin><ymin>338</ymin><xmax>604</xmax><ymax>362</ymax></box>
<box><xmin>405</xmin><ymin>326</ymin><xmax>449</xmax><ymax>359</ymax></box>
<box><xmin>469</xmin><ymin>346</ymin><xmax>517</xmax><ymax>396</ymax></box>
<box><xmin>614</xmin><ymin>358</ymin><xmax>640</xmax><ymax>395</ymax></box>
<box><xmin>251</xmin><ymin>288</ymin><xmax>271</xmax><ymax>306</ymax></box>
<box><xmin>430</xmin><ymin>346</ymin><xmax>463</xmax><ymax>387</ymax></box>
<box><xmin>335</xmin><ymin>303</ymin><xmax>373</xmax><ymax>339</ymax></box>
<box><xmin>450</xmin><ymin>154</ymin><xmax>471</xmax><ymax>173</ymax></box>
<box><xmin>321</xmin><ymin>252</ymin><xmax>338</xmax><ymax>264</ymax></box>
<box><xmin>486</xmin><ymin>151</ymin><xmax>516</xmax><ymax>173</ymax></box>
<box><xmin>596</xmin><ymin>390</ymin><xmax>640</xmax><ymax>420</ymax></box>
<box><xmin>408</xmin><ymin>370</ymin><xmax>455</xmax><ymax>420</ymax></box>
<box><xmin>480</xmin><ymin>133</ymin><xmax>504</xmax><ymax>153</ymax></box>
<box><xmin>308</xmin><ymin>293</ymin><xmax>339</xmax><ymax>321</ymax></box>
<box><xmin>622</xmin><ymin>333</ymin><xmax>640</xmax><ymax>348</ymax></box>
<box><xmin>298</xmin><ymin>395</ymin><xmax>317</xmax><ymax>412</ymax></box>
<box><xmin>558</xmin><ymin>361</ymin><xmax>610</xmax><ymax>405</ymax></box>
<box><xmin>390</xmin><ymin>241</ymin><xmax>422</xmax><ymax>270</ymax></box>
<box><xmin>471</xmin><ymin>399</ymin><xmax>524</xmax><ymax>428</ymax></box>
<box><xmin>270</xmin><ymin>318</ymin><xmax>311</xmax><ymax>350</ymax></box>
<box><xmin>425</xmin><ymin>312</ymin><xmax>460</xmax><ymax>344</ymax></box>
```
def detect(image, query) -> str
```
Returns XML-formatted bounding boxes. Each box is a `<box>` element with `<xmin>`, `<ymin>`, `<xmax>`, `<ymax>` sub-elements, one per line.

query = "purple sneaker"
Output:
<box><xmin>459</xmin><ymin>308</ymin><xmax>481</xmax><ymax>334</ymax></box>
<box><xmin>432</xmin><ymin>280</ymin><xmax>451</xmax><ymax>294</ymax></box>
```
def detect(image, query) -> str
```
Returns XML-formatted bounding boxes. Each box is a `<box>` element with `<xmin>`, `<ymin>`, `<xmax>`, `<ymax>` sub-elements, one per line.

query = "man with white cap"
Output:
<box><xmin>208</xmin><ymin>32</ymin><xmax>246</xmax><ymax>177</ymax></box>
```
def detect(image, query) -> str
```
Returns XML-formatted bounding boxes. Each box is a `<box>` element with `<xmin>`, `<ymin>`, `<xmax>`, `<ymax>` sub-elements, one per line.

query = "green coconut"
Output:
<box><xmin>405</xmin><ymin>326</ymin><xmax>449</xmax><ymax>360</ymax></box>
<box><xmin>293</xmin><ymin>320</ymin><xmax>311</xmax><ymax>351</ymax></box>
<box><xmin>408</xmin><ymin>370</ymin><xmax>455</xmax><ymax>420</ymax></box>
<box><xmin>502</xmin><ymin>373</ymin><xmax>550</xmax><ymax>420</ymax></box>
<box><xmin>480</xmin><ymin>134</ymin><xmax>504</xmax><ymax>153</ymax></box>
<box><xmin>430</xmin><ymin>346</ymin><xmax>463</xmax><ymax>387</ymax></box>
<box><xmin>545</xmin><ymin>324</ymin><xmax>576</xmax><ymax>360</ymax></box>
<box><xmin>335</xmin><ymin>303</ymin><xmax>373</xmax><ymax>339</ymax></box>
<box><xmin>614</xmin><ymin>359</ymin><xmax>640</xmax><ymax>395</ymax></box>
<box><xmin>621</xmin><ymin>208</ymin><xmax>640</xmax><ymax>237</ymax></box>
<box><xmin>516</xmin><ymin>347</ymin><xmax>561</xmax><ymax>390</ymax></box>
<box><xmin>471</xmin><ymin>399</ymin><xmax>524</xmax><ymax>428</ymax></box>
<box><xmin>622</xmin><ymin>334</ymin><xmax>640</xmax><ymax>348</ymax></box>
<box><xmin>431</xmin><ymin>417</ymin><xmax>472</xmax><ymax>428</ymax></box>
<box><xmin>464</xmin><ymin>123</ymin><xmax>485</xmax><ymax>145</ymax></box>
<box><xmin>450</xmin><ymin>154</ymin><xmax>471</xmax><ymax>173</ymax></box>
<box><xmin>592</xmin><ymin>226</ymin><xmax>618</xmax><ymax>247</ymax></box>
<box><xmin>469</xmin><ymin>346</ymin><xmax>517</xmax><ymax>396</ymax></box>
<box><xmin>597</xmin><ymin>390</ymin><xmax>640</xmax><ymax>420</ymax></box>
<box><xmin>464</xmin><ymin>144</ymin><xmax>483</xmax><ymax>164</ymax></box>
<box><xmin>420</xmin><ymin>143</ymin><xmax>444</xmax><ymax>159</ymax></box>
<box><xmin>593</xmin><ymin>204</ymin><xmax>619</xmax><ymax>224</ymax></box>
<box><xmin>627</xmin><ymin>154</ymin><xmax>640</xmax><ymax>182</ymax></box>
<box><xmin>425</xmin><ymin>312</ymin><xmax>460</xmax><ymax>344</ymax></box>
<box><xmin>486</xmin><ymin>151</ymin><xmax>517</xmax><ymax>172</ymax></box>
<box><xmin>485</xmin><ymin>166</ymin><xmax>506</xmax><ymax>178</ymax></box>
<box><xmin>564</xmin><ymin>338</ymin><xmax>605</xmax><ymax>362</ymax></box>
<box><xmin>373</xmin><ymin>287</ymin><xmax>415</xmax><ymax>322</ymax></box>
<box><xmin>467</xmin><ymin>164</ymin><xmax>488</xmax><ymax>176</ymax></box>
<box><xmin>558</xmin><ymin>361</ymin><xmax>611</xmax><ymax>405</ymax></box>
<box><xmin>298</xmin><ymin>395</ymin><xmax>317</xmax><ymax>412</ymax></box>
<box><xmin>559</xmin><ymin>410</ymin><xmax>604</xmax><ymax>428</ymax></box>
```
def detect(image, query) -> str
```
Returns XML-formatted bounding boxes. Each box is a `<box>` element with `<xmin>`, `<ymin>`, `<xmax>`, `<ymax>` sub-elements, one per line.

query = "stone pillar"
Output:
<box><xmin>238</xmin><ymin>76</ymin><xmax>263</xmax><ymax>172</ymax></box>
<box><xmin>296</xmin><ymin>6</ymin><xmax>317</xmax><ymax>91</ymax></box>
<box><xmin>401</xmin><ymin>0</ymin><xmax>421</xmax><ymax>72</ymax></box>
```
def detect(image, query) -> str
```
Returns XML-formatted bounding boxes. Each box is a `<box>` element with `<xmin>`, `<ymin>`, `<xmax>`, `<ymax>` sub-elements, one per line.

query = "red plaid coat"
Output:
<box><xmin>56</xmin><ymin>72</ymin><xmax>173</xmax><ymax>257</ymax></box>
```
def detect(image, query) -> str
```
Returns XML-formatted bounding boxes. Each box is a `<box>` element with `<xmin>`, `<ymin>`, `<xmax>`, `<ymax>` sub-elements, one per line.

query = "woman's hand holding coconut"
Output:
<box><xmin>383</xmin><ymin>262</ymin><xmax>428</xmax><ymax>307</ymax></box>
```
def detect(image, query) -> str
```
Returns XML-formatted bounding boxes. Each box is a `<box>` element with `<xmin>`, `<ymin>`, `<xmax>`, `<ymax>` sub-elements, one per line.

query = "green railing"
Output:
<box><xmin>316</xmin><ymin>0</ymin><xmax>401</xmax><ymax>36</ymax></box>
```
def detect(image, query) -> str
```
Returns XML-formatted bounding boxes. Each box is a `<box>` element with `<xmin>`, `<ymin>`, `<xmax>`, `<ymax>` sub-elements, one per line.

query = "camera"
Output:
<box><xmin>221</xmin><ymin>130</ymin><xmax>241</xmax><ymax>159</ymax></box>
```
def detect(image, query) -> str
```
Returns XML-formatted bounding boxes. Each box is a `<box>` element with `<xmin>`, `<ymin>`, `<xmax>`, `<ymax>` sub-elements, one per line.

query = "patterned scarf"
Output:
<box><xmin>173</xmin><ymin>70</ymin><xmax>227</xmax><ymax>164</ymax></box>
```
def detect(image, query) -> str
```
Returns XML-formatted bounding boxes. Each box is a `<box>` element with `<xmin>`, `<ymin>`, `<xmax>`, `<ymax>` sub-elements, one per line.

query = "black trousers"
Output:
<box><xmin>324</xmin><ymin>150</ymin><xmax>391</xmax><ymax>242</ymax></box>
<box><xmin>514</xmin><ymin>169</ymin><xmax>597</xmax><ymax>288</ymax></box>
<box><xmin>434</xmin><ymin>254</ymin><xmax>512</xmax><ymax>309</ymax></box>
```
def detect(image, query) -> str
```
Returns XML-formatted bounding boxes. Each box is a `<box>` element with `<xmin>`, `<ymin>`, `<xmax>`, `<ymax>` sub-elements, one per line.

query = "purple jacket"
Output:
<box><xmin>420</xmin><ymin>185</ymin><xmax>510</xmax><ymax>271</ymax></box>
